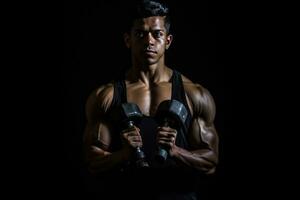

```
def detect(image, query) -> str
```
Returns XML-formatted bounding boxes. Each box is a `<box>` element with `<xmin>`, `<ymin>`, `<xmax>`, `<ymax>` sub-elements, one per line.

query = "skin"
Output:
<box><xmin>83</xmin><ymin>16</ymin><xmax>219</xmax><ymax>175</ymax></box>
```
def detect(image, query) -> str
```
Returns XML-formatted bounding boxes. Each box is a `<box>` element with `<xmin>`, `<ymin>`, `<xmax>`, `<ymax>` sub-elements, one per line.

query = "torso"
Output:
<box><xmin>93</xmin><ymin>69</ymin><xmax>208</xmax><ymax>166</ymax></box>
<box><xmin>126</xmin><ymin>80</ymin><xmax>173</xmax><ymax>116</ymax></box>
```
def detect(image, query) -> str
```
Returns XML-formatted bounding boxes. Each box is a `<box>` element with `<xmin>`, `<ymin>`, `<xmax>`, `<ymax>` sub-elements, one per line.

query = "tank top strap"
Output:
<box><xmin>170</xmin><ymin>70</ymin><xmax>191</xmax><ymax>118</ymax></box>
<box><xmin>170</xmin><ymin>70</ymin><xmax>192</xmax><ymax>149</ymax></box>
<box><xmin>111</xmin><ymin>79</ymin><xmax>127</xmax><ymax>107</ymax></box>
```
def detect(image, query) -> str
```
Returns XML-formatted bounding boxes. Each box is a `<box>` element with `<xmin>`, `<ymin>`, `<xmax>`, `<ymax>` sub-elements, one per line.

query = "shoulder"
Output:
<box><xmin>181</xmin><ymin>74</ymin><xmax>216</xmax><ymax>124</ymax></box>
<box><xmin>85</xmin><ymin>83</ymin><xmax>114</xmax><ymax>121</ymax></box>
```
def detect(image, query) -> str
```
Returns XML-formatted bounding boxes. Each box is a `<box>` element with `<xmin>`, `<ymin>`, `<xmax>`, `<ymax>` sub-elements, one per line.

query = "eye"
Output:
<box><xmin>152</xmin><ymin>31</ymin><xmax>163</xmax><ymax>38</ymax></box>
<box><xmin>134</xmin><ymin>30</ymin><xmax>145</xmax><ymax>38</ymax></box>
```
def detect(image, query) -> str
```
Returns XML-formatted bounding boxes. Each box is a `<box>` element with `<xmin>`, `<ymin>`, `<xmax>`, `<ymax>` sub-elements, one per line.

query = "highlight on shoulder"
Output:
<box><xmin>181</xmin><ymin>74</ymin><xmax>216</xmax><ymax>124</ymax></box>
<box><xmin>85</xmin><ymin>83</ymin><xmax>114</xmax><ymax>121</ymax></box>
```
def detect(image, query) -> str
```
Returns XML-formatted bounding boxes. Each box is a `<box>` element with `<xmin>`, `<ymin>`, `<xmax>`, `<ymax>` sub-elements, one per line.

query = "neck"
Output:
<box><xmin>127</xmin><ymin>62</ymin><xmax>172</xmax><ymax>86</ymax></box>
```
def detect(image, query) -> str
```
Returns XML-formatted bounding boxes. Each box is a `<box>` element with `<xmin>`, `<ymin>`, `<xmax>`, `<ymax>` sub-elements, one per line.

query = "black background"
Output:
<box><xmin>3</xmin><ymin>0</ymin><xmax>295</xmax><ymax>199</ymax></box>
<box><xmin>62</xmin><ymin>0</ymin><xmax>233</xmax><ymax>199</ymax></box>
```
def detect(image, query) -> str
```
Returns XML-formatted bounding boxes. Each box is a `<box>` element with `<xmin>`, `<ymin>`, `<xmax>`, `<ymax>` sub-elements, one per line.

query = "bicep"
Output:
<box><xmin>188</xmin><ymin>117</ymin><xmax>218</xmax><ymax>151</ymax></box>
<box><xmin>83</xmin><ymin>121</ymin><xmax>111</xmax><ymax>150</ymax></box>
<box><xmin>83</xmin><ymin>85</ymin><xmax>114</xmax><ymax>152</ymax></box>
<box><xmin>188</xmin><ymin>117</ymin><xmax>219</xmax><ymax>165</ymax></box>
<box><xmin>83</xmin><ymin>94</ymin><xmax>111</xmax><ymax>156</ymax></box>
<box><xmin>188</xmin><ymin>85</ymin><xmax>218</xmax><ymax>151</ymax></box>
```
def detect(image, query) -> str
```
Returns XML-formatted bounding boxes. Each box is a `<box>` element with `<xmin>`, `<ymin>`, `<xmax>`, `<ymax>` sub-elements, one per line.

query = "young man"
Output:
<box><xmin>83</xmin><ymin>1</ymin><xmax>218</xmax><ymax>199</ymax></box>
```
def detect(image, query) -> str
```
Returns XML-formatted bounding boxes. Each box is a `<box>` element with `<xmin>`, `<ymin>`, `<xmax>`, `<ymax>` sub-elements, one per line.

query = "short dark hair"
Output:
<box><xmin>126</xmin><ymin>0</ymin><xmax>171</xmax><ymax>33</ymax></box>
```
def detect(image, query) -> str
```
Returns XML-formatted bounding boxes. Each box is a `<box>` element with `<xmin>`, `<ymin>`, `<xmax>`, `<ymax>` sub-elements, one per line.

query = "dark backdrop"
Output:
<box><xmin>62</xmin><ymin>0</ymin><xmax>232</xmax><ymax>199</ymax></box>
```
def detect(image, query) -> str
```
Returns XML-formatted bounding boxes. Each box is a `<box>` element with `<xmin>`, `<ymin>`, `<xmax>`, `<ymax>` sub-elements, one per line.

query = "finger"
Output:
<box><xmin>157</xmin><ymin>128</ymin><xmax>177</xmax><ymax>134</ymax></box>
<box><xmin>157</xmin><ymin>140</ymin><xmax>173</xmax><ymax>147</ymax></box>
<box><xmin>135</xmin><ymin>126</ymin><xmax>140</xmax><ymax>132</ymax></box>
<box><xmin>157</xmin><ymin>131</ymin><xmax>177</xmax><ymax>139</ymax></box>
<box><xmin>122</xmin><ymin>129</ymin><xmax>135</xmax><ymax>134</ymax></box>
<box><xmin>129</xmin><ymin>141</ymin><xmax>143</xmax><ymax>148</ymax></box>
<box><xmin>157</xmin><ymin>130</ymin><xmax>177</xmax><ymax>136</ymax></box>
<box><xmin>157</xmin><ymin>126</ymin><xmax>176</xmax><ymax>132</ymax></box>
<box><xmin>128</xmin><ymin>136</ymin><xmax>142</xmax><ymax>142</ymax></box>
<box><xmin>167</xmin><ymin>132</ymin><xmax>177</xmax><ymax>138</ymax></box>
<box><xmin>156</xmin><ymin>131</ymin><xmax>169</xmax><ymax>138</ymax></box>
<box><xmin>122</xmin><ymin>128</ymin><xmax>141</xmax><ymax>136</ymax></box>
<box><xmin>125</xmin><ymin>125</ymin><xmax>140</xmax><ymax>132</ymax></box>
<box><xmin>157</xmin><ymin>137</ymin><xmax>175</xmax><ymax>143</ymax></box>
<box><xmin>122</xmin><ymin>131</ymin><xmax>140</xmax><ymax>138</ymax></box>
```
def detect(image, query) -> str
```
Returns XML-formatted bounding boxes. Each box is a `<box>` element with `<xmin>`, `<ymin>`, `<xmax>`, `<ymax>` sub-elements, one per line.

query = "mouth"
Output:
<box><xmin>144</xmin><ymin>49</ymin><xmax>157</xmax><ymax>55</ymax></box>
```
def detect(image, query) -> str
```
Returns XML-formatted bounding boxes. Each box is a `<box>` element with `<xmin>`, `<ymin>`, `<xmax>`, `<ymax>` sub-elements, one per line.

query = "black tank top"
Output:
<box><xmin>110</xmin><ymin>70</ymin><xmax>199</xmax><ymax>190</ymax></box>
<box><xmin>110</xmin><ymin>70</ymin><xmax>192</xmax><ymax>157</ymax></box>
<box><xmin>93</xmin><ymin>70</ymin><xmax>199</xmax><ymax>200</ymax></box>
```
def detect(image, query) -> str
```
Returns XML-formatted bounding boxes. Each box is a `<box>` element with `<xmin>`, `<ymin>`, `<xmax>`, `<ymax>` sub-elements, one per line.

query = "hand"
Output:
<box><xmin>156</xmin><ymin>126</ymin><xmax>177</xmax><ymax>152</ymax></box>
<box><xmin>121</xmin><ymin>125</ymin><xmax>142</xmax><ymax>149</ymax></box>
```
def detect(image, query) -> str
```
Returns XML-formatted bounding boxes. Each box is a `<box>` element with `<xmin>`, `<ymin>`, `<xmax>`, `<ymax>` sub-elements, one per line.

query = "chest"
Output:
<box><xmin>126</xmin><ymin>82</ymin><xmax>172</xmax><ymax>116</ymax></box>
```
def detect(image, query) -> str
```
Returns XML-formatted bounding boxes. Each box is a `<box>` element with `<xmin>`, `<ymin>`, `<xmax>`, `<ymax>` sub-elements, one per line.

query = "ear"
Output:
<box><xmin>165</xmin><ymin>34</ymin><xmax>173</xmax><ymax>50</ymax></box>
<box><xmin>124</xmin><ymin>33</ymin><xmax>131</xmax><ymax>48</ymax></box>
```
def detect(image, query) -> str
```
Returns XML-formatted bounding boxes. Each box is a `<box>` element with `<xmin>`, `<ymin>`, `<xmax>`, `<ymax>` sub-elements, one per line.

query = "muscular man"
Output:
<box><xmin>83</xmin><ymin>1</ymin><xmax>218</xmax><ymax>199</ymax></box>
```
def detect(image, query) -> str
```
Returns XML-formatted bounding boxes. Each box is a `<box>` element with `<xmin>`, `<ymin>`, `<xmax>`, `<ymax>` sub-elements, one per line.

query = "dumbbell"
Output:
<box><xmin>155</xmin><ymin>99</ymin><xmax>188</xmax><ymax>163</ymax></box>
<box><xmin>119</xmin><ymin>103</ymin><xmax>149</xmax><ymax>168</ymax></box>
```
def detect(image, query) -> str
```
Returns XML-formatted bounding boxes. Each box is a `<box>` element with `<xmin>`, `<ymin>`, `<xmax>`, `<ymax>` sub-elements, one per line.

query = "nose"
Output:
<box><xmin>145</xmin><ymin>32</ymin><xmax>155</xmax><ymax>46</ymax></box>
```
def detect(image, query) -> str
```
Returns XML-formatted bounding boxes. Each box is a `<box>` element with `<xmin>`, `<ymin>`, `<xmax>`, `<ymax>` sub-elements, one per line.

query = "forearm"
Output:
<box><xmin>170</xmin><ymin>146</ymin><xmax>217</xmax><ymax>174</ymax></box>
<box><xmin>87</xmin><ymin>147</ymin><xmax>131</xmax><ymax>174</ymax></box>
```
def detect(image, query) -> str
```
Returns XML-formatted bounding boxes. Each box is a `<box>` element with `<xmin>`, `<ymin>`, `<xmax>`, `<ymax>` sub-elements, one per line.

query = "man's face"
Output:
<box><xmin>125</xmin><ymin>16</ymin><xmax>172</xmax><ymax>65</ymax></box>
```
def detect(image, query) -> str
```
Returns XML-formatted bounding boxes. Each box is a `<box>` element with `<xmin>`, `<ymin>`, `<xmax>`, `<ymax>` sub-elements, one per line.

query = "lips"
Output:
<box><xmin>144</xmin><ymin>49</ymin><xmax>157</xmax><ymax>54</ymax></box>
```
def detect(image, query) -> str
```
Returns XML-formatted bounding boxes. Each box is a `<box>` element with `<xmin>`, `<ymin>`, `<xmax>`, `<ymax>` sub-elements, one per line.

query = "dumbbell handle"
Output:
<box><xmin>155</xmin><ymin>118</ymin><xmax>172</xmax><ymax>163</ymax></box>
<box><xmin>127</xmin><ymin>121</ymin><xmax>149</xmax><ymax>168</ymax></box>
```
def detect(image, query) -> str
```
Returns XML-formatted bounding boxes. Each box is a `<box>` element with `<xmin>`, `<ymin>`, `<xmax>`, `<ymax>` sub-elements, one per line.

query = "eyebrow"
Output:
<box><xmin>134</xmin><ymin>28</ymin><xmax>165</xmax><ymax>32</ymax></box>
